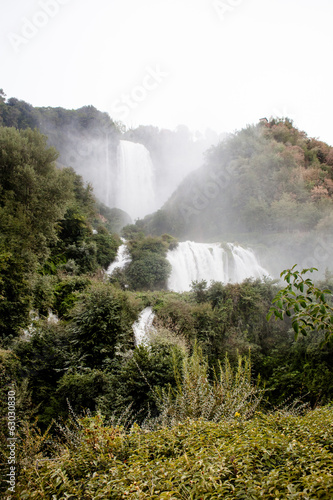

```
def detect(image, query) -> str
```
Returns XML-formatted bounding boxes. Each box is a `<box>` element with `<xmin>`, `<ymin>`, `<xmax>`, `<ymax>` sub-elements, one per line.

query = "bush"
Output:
<box><xmin>154</xmin><ymin>345</ymin><xmax>264</xmax><ymax>427</ymax></box>
<box><xmin>56</xmin><ymin>370</ymin><xmax>108</xmax><ymax>415</ymax></box>
<box><xmin>70</xmin><ymin>284</ymin><xmax>139</xmax><ymax>368</ymax></box>
<box><xmin>98</xmin><ymin>342</ymin><xmax>184</xmax><ymax>425</ymax></box>
<box><xmin>32</xmin><ymin>274</ymin><xmax>56</xmax><ymax>317</ymax></box>
<box><xmin>92</xmin><ymin>226</ymin><xmax>120</xmax><ymax>269</ymax></box>
<box><xmin>53</xmin><ymin>275</ymin><xmax>91</xmax><ymax>319</ymax></box>
<box><xmin>0</xmin><ymin>252</ymin><xmax>31</xmax><ymax>343</ymax></box>
<box><xmin>12</xmin><ymin>322</ymin><xmax>72</xmax><ymax>426</ymax></box>
<box><xmin>124</xmin><ymin>234</ymin><xmax>174</xmax><ymax>291</ymax></box>
<box><xmin>65</xmin><ymin>241</ymin><xmax>98</xmax><ymax>274</ymax></box>
<box><xmin>126</xmin><ymin>253</ymin><xmax>171</xmax><ymax>290</ymax></box>
<box><xmin>15</xmin><ymin>406</ymin><xmax>333</xmax><ymax>499</ymax></box>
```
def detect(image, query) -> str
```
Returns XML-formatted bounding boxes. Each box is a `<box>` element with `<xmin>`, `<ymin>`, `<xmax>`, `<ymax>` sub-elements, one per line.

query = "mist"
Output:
<box><xmin>2</xmin><ymin>94</ymin><xmax>333</xmax><ymax>283</ymax></box>
<box><xmin>39</xmin><ymin>108</ymin><xmax>222</xmax><ymax>222</ymax></box>
<box><xmin>1</xmin><ymin>0</ymin><xmax>333</xmax><ymax>284</ymax></box>
<box><xmin>39</xmin><ymin>105</ymin><xmax>333</xmax><ymax>282</ymax></box>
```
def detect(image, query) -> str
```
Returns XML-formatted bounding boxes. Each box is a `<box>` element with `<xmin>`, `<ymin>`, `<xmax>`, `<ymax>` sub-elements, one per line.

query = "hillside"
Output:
<box><xmin>1</xmin><ymin>93</ymin><xmax>333</xmax><ymax>499</ymax></box>
<box><xmin>3</xmin><ymin>92</ymin><xmax>333</xmax><ymax>279</ymax></box>
<box><xmin>142</xmin><ymin>119</ymin><xmax>333</xmax><ymax>276</ymax></box>
<box><xmin>0</xmin><ymin>91</ymin><xmax>215</xmax><ymax>220</ymax></box>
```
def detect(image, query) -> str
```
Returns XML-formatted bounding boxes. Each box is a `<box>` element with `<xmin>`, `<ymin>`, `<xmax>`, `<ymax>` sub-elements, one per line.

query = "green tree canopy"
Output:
<box><xmin>0</xmin><ymin>127</ymin><xmax>73</xmax><ymax>340</ymax></box>
<box><xmin>0</xmin><ymin>127</ymin><xmax>73</xmax><ymax>261</ymax></box>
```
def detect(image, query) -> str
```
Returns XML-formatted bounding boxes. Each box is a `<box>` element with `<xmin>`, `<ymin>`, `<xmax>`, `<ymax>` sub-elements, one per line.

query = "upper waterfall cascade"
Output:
<box><xmin>167</xmin><ymin>241</ymin><xmax>269</xmax><ymax>292</ymax></box>
<box><xmin>116</xmin><ymin>140</ymin><xmax>156</xmax><ymax>220</ymax></box>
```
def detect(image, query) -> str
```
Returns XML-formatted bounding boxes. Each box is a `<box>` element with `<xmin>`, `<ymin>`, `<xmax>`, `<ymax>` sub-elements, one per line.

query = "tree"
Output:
<box><xmin>0</xmin><ymin>252</ymin><xmax>31</xmax><ymax>342</ymax></box>
<box><xmin>0</xmin><ymin>127</ymin><xmax>73</xmax><ymax>261</ymax></box>
<box><xmin>267</xmin><ymin>265</ymin><xmax>333</xmax><ymax>344</ymax></box>
<box><xmin>70</xmin><ymin>284</ymin><xmax>138</xmax><ymax>368</ymax></box>
<box><xmin>0</xmin><ymin>127</ymin><xmax>73</xmax><ymax>341</ymax></box>
<box><xmin>0</xmin><ymin>89</ymin><xmax>6</xmax><ymax>103</ymax></box>
<box><xmin>92</xmin><ymin>226</ymin><xmax>120</xmax><ymax>269</ymax></box>
<box><xmin>126</xmin><ymin>253</ymin><xmax>171</xmax><ymax>290</ymax></box>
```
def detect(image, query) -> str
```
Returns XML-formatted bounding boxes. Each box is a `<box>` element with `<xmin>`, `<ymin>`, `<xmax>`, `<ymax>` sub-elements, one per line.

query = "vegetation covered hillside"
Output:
<box><xmin>143</xmin><ymin>118</ymin><xmax>333</xmax><ymax>276</ymax></box>
<box><xmin>1</xmin><ymin>96</ymin><xmax>333</xmax><ymax>498</ymax></box>
<box><xmin>0</xmin><ymin>90</ymin><xmax>214</xmax><ymax>219</ymax></box>
<box><xmin>0</xmin><ymin>126</ymin><xmax>121</xmax><ymax>342</ymax></box>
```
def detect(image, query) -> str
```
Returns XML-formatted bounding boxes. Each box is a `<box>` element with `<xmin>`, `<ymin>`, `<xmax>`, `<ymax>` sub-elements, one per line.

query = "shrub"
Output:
<box><xmin>53</xmin><ymin>275</ymin><xmax>91</xmax><ymax>319</ymax></box>
<box><xmin>268</xmin><ymin>265</ymin><xmax>333</xmax><ymax>344</ymax></box>
<box><xmin>70</xmin><ymin>284</ymin><xmax>139</xmax><ymax>368</ymax></box>
<box><xmin>92</xmin><ymin>226</ymin><xmax>120</xmax><ymax>269</ymax></box>
<box><xmin>153</xmin><ymin>345</ymin><xmax>264</xmax><ymax>427</ymax></box>
<box><xmin>126</xmin><ymin>254</ymin><xmax>171</xmax><ymax>291</ymax></box>
<box><xmin>98</xmin><ymin>342</ymin><xmax>184</xmax><ymax>425</ymax></box>
<box><xmin>15</xmin><ymin>407</ymin><xmax>333</xmax><ymax>499</ymax></box>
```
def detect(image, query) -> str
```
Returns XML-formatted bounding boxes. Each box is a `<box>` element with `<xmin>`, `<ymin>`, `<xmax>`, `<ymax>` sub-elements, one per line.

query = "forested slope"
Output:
<box><xmin>1</xmin><ymin>91</ymin><xmax>333</xmax><ymax>499</ymax></box>
<box><xmin>143</xmin><ymin>119</ymin><xmax>333</xmax><ymax>276</ymax></box>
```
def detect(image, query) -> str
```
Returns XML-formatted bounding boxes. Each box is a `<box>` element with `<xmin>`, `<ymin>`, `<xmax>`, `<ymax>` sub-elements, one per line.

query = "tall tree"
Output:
<box><xmin>0</xmin><ymin>127</ymin><xmax>72</xmax><ymax>341</ymax></box>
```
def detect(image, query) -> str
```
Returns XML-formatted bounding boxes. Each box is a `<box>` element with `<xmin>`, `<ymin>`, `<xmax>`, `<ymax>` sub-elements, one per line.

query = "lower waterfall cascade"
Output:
<box><xmin>106</xmin><ymin>238</ymin><xmax>132</xmax><ymax>277</ymax></box>
<box><xmin>166</xmin><ymin>241</ymin><xmax>269</xmax><ymax>292</ymax></box>
<box><xmin>132</xmin><ymin>307</ymin><xmax>156</xmax><ymax>346</ymax></box>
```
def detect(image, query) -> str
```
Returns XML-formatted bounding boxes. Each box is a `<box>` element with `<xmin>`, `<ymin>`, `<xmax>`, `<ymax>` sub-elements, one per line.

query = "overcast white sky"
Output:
<box><xmin>1</xmin><ymin>0</ymin><xmax>333</xmax><ymax>144</ymax></box>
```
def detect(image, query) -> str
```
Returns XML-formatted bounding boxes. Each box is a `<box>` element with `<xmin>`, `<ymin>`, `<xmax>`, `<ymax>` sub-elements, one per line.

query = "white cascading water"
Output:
<box><xmin>229</xmin><ymin>244</ymin><xmax>268</xmax><ymax>283</ymax></box>
<box><xmin>132</xmin><ymin>307</ymin><xmax>156</xmax><ymax>346</ymax></box>
<box><xmin>116</xmin><ymin>140</ymin><xmax>156</xmax><ymax>220</ymax></box>
<box><xmin>167</xmin><ymin>241</ymin><xmax>269</xmax><ymax>292</ymax></box>
<box><xmin>106</xmin><ymin>238</ymin><xmax>132</xmax><ymax>276</ymax></box>
<box><xmin>105</xmin><ymin>133</ymin><xmax>111</xmax><ymax>207</ymax></box>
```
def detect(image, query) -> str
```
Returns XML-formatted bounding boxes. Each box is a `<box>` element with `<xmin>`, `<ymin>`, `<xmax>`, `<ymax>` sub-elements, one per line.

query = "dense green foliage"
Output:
<box><xmin>4</xmin><ymin>276</ymin><xmax>330</xmax><ymax>436</ymax></box>
<box><xmin>0</xmin><ymin>126</ymin><xmax>121</xmax><ymax>343</ymax></box>
<box><xmin>268</xmin><ymin>265</ymin><xmax>333</xmax><ymax>344</ymax></box>
<box><xmin>150</xmin><ymin>119</ymin><xmax>333</xmax><ymax>236</ymax></box>
<box><xmin>14</xmin><ymin>407</ymin><xmax>333</xmax><ymax>499</ymax></box>
<box><xmin>150</xmin><ymin>280</ymin><xmax>333</xmax><ymax>406</ymax></box>
<box><xmin>1</xmin><ymin>93</ymin><xmax>333</xmax><ymax>498</ymax></box>
<box><xmin>0</xmin><ymin>127</ymin><xmax>71</xmax><ymax>340</ymax></box>
<box><xmin>98</xmin><ymin>341</ymin><xmax>184</xmax><ymax>424</ymax></box>
<box><xmin>110</xmin><ymin>232</ymin><xmax>176</xmax><ymax>291</ymax></box>
<box><xmin>70</xmin><ymin>283</ymin><xmax>138</xmax><ymax>368</ymax></box>
<box><xmin>154</xmin><ymin>346</ymin><xmax>264</xmax><ymax>427</ymax></box>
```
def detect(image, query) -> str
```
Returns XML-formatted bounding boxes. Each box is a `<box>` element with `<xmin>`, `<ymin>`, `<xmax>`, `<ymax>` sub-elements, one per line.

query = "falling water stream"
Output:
<box><xmin>132</xmin><ymin>307</ymin><xmax>156</xmax><ymax>346</ymax></box>
<box><xmin>116</xmin><ymin>140</ymin><xmax>156</xmax><ymax>220</ymax></box>
<box><xmin>106</xmin><ymin>238</ymin><xmax>132</xmax><ymax>276</ymax></box>
<box><xmin>167</xmin><ymin>241</ymin><xmax>269</xmax><ymax>292</ymax></box>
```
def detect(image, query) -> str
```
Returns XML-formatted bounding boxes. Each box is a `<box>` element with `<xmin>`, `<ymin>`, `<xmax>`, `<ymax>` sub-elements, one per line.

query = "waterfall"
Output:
<box><xmin>132</xmin><ymin>307</ymin><xmax>156</xmax><ymax>346</ymax></box>
<box><xmin>106</xmin><ymin>238</ymin><xmax>132</xmax><ymax>276</ymax></box>
<box><xmin>228</xmin><ymin>244</ymin><xmax>268</xmax><ymax>283</ymax></box>
<box><xmin>105</xmin><ymin>133</ymin><xmax>110</xmax><ymax>206</ymax></box>
<box><xmin>167</xmin><ymin>241</ymin><xmax>269</xmax><ymax>292</ymax></box>
<box><xmin>116</xmin><ymin>140</ymin><xmax>156</xmax><ymax>220</ymax></box>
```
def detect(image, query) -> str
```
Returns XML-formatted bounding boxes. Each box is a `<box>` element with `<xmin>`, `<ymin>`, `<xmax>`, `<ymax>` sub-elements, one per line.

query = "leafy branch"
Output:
<box><xmin>267</xmin><ymin>265</ymin><xmax>333</xmax><ymax>344</ymax></box>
